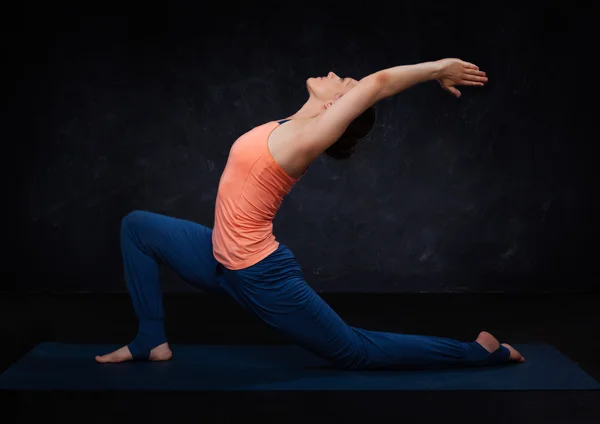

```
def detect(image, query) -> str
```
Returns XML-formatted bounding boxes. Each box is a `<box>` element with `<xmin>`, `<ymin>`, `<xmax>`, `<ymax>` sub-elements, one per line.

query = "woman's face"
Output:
<box><xmin>307</xmin><ymin>72</ymin><xmax>358</xmax><ymax>101</ymax></box>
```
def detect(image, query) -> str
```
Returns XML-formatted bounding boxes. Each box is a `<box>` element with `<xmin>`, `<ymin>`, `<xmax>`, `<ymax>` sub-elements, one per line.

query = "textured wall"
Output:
<box><xmin>7</xmin><ymin>5</ymin><xmax>596</xmax><ymax>292</ymax></box>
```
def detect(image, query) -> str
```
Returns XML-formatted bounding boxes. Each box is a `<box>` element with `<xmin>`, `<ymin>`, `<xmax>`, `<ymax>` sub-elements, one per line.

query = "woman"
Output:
<box><xmin>96</xmin><ymin>58</ymin><xmax>525</xmax><ymax>369</ymax></box>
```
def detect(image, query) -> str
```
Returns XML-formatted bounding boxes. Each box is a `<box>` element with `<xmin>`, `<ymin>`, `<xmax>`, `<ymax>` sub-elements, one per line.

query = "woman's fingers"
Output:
<box><xmin>461</xmin><ymin>80</ymin><xmax>485</xmax><ymax>86</ymax></box>
<box><xmin>465</xmin><ymin>69</ymin><xmax>486</xmax><ymax>77</ymax></box>
<box><xmin>463</xmin><ymin>73</ymin><xmax>488</xmax><ymax>83</ymax></box>
<box><xmin>462</xmin><ymin>61</ymin><xmax>479</xmax><ymax>70</ymax></box>
<box><xmin>446</xmin><ymin>86</ymin><xmax>462</xmax><ymax>97</ymax></box>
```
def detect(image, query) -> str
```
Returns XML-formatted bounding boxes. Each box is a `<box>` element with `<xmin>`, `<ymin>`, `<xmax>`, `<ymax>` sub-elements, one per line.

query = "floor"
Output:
<box><xmin>1</xmin><ymin>292</ymin><xmax>599</xmax><ymax>422</ymax></box>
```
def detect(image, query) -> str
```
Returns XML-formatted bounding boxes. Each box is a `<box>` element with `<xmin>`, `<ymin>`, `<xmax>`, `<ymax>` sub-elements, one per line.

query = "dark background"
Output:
<box><xmin>5</xmin><ymin>4</ymin><xmax>597</xmax><ymax>293</ymax></box>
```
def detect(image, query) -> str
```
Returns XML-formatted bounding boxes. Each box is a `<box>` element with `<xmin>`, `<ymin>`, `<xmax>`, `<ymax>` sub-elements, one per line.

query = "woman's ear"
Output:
<box><xmin>325</xmin><ymin>93</ymin><xmax>343</xmax><ymax>109</ymax></box>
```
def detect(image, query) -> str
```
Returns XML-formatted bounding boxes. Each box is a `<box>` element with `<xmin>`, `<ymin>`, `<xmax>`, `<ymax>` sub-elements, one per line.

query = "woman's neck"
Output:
<box><xmin>286</xmin><ymin>96</ymin><xmax>324</xmax><ymax>120</ymax></box>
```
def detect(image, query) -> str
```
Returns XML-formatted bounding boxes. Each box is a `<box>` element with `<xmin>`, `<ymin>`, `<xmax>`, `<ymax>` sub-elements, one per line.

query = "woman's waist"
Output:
<box><xmin>217</xmin><ymin>242</ymin><xmax>300</xmax><ymax>276</ymax></box>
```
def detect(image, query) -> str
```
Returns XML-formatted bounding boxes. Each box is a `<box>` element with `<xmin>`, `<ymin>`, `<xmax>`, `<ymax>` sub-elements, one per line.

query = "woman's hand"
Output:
<box><xmin>436</xmin><ymin>58</ymin><xmax>488</xmax><ymax>98</ymax></box>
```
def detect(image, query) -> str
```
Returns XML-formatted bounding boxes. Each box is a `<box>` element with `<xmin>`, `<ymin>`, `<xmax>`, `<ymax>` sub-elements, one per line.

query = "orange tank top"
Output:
<box><xmin>212</xmin><ymin>120</ymin><xmax>300</xmax><ymax>270</ymax></box>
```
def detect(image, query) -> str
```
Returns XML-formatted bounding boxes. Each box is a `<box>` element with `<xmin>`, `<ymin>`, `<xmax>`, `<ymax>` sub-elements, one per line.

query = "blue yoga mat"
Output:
<box><xmin>1</xmin><ymin>342</ymin><xmax>598</xmax><ymax>391</ymax></box>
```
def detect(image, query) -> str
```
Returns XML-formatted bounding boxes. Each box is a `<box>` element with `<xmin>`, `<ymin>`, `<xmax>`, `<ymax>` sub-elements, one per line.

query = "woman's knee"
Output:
<box><xmin>327</xmin><ymin>341</ymin><xmax>370</xmax><ymax>371</ymax></box>
<box><xmin>121</xmin><ymin>210</ymin><xmax>155</xmax><ymax>235</ymax></box>
<box><xmin>338</xmin><ymin>355</ymin><xmax>370</xmax><ymax>371</ymax></box>
<box><xmin>330</xmin><ymin>355</ymin><xmax>367</xmax><ymax>371</ymax></box>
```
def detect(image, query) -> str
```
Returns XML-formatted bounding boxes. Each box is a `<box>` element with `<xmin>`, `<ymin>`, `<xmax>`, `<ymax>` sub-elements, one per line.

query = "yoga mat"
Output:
<box><xmin>1</xmin><ymin>343</ymin><xmax>598</xmax><ymax>391</ymax></box>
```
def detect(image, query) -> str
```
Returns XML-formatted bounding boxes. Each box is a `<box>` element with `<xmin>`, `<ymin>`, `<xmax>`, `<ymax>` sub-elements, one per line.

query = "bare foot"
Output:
<box><xmin>476</xmin><ymin>331</ymin><xmax>525</xmax><ymax>363</ymax></box>
<box><xmin>95</xmin><ymin>343</ymin><xmax>173</xmax><ymax>363</ymax></box>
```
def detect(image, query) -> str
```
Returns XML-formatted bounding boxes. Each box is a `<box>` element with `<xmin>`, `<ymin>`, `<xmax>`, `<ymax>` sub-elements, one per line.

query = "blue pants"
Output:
<box><xmin>121</xmin><ymin>210</ymin><xmax>509</xmax><ymax>369</ymax></box>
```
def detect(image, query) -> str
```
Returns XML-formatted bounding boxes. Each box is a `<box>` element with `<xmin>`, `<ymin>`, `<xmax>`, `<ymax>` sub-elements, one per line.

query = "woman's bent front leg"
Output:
<box><xmin>96</xmin><ymin>210</ymin><xmax>224</xmax><ymax>363</ymax></box>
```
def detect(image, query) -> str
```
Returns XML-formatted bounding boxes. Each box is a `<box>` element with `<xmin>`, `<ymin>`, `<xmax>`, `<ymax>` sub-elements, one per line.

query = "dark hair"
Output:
<box><xmin>324</xmin><ymin>107</ymin><xmax>376</xmax><ymax>160</ymax></box>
